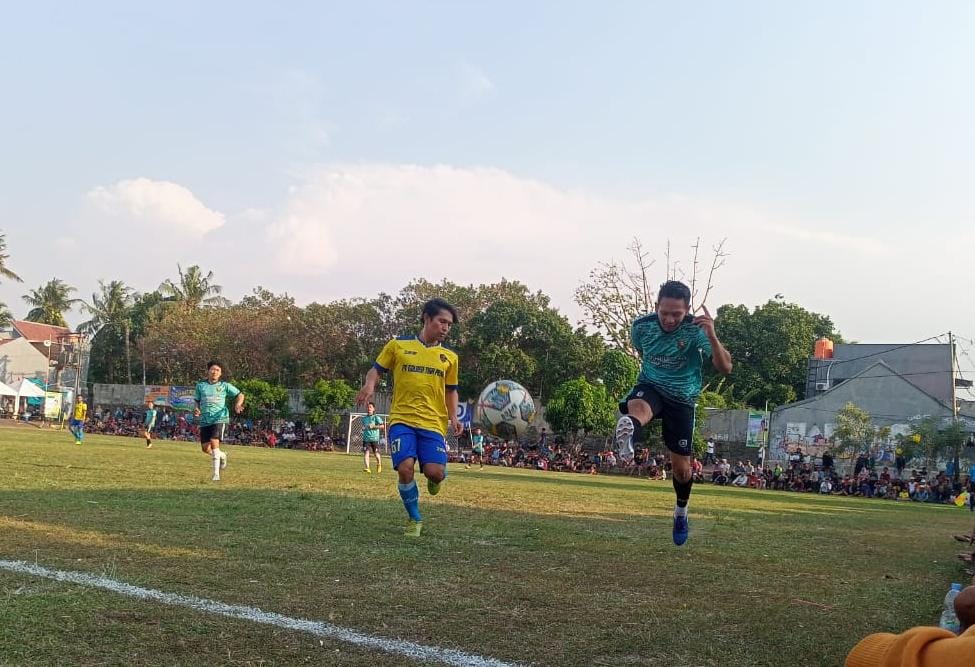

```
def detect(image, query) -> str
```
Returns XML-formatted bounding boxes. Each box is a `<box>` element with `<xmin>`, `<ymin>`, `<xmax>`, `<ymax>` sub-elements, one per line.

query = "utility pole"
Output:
<box><xmin>949</xmin><ymin>331</ymin><xmax>960</xmax><ymax>483</ymax></box>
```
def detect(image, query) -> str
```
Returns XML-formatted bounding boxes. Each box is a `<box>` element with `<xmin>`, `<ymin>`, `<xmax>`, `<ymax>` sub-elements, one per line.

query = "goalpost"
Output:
<box><xmin>345</xmin><ymin>412</ymin><xmax>465</xmax><ymax>455</ymax></box>
<box><xmin>346</xmin><ymin>412</ymin><xmax>390</xmax><ymax>454</ymax></box>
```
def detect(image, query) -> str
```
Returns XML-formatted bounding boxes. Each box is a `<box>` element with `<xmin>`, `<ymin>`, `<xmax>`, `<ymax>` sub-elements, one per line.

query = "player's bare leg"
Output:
<box><xmin>422</xmin><ymin>462</ymin><xmax>445</xmax><ymax>496</ymax></box>
<box><xmin>615</xmin><ymin>399</ymin><xmax>654</xmax><ymax>461</ymax></box>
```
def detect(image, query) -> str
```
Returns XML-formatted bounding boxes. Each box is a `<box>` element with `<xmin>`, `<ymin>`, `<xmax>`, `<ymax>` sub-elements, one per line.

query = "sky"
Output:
<box><xmin>2</xmin><ymin>1</ymin><xmax>975</xmax><ymax>378</ymax></box>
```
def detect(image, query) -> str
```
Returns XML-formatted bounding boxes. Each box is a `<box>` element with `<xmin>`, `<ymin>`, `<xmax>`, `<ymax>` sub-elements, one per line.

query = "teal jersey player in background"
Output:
<box><xmin>615</xmin><ymin>280</ymin><xmax>732</xmax><ymax>546</ymax></box>
<box><xmin>361</xmin><ymin>402</ymin><xmax>385</xmax><ymax>474</ymax></box>
<box><xmin>142</xmin><ymin>400</ymin><xmax>157</xmax><ymax>448</ymax></box>
<box><xmin>466</xmin><ymin>427</ymin><xmax>485</xmax><ymax>470</ymax></box>
<box><xmin>193</xmin><ymin>360</ymin><xmax>244</xmax><ymax>482</ymax></box>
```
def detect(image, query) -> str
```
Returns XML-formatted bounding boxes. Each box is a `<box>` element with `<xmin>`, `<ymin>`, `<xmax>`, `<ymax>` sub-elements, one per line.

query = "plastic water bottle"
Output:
<box><xmin>939</xmin><ymin>583</ymin><xmax>963</xmax><ymax>633</ymax></box>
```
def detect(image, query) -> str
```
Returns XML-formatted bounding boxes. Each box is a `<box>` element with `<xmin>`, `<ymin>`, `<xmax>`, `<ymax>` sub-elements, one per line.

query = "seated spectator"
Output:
<box><xmin>820</xmin><ymin>478</ymin><xmax>833</xmax><ymax>494</ymax></box>
<box><xmin>845</xmin><ymin>585</ymin><xmax>975</xmax><ymax>666</ymax></box>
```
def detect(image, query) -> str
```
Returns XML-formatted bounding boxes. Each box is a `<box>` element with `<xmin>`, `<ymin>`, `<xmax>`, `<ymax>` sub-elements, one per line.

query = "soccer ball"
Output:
<box><xmin>475</xmin><ymin>380</ymin><xmax>536</xmax><ymax>439</ymax></box>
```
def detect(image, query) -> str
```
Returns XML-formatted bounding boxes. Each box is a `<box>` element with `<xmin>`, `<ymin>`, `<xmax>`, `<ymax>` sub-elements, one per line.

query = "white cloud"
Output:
<box><xmin>87</xmin><ymin>178</ymin><xmax>225</xmax><ymax>236</ymax></box>
<box><xmin>457</xmin><ymin>62</ymin><xmax>495</xmax><ymax>102</ymax></box>
<box><xmin>256</xmin><ymin>163</ymin><xmax>969</xmax><ymax>346</ymax></box>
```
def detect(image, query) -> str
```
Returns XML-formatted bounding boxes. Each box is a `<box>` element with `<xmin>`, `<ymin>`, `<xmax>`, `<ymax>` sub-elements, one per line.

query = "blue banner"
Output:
<box><xmin>456</xmin><ymin>402</ymin><xmax>473</xmax><ymax>425</ymax></box>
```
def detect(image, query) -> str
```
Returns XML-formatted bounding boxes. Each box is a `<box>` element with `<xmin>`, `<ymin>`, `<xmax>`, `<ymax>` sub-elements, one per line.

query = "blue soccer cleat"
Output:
<box><xmin>673</xmin><ymin>513</ymin><xmax>689</xmax><ymax>546</ymax></box>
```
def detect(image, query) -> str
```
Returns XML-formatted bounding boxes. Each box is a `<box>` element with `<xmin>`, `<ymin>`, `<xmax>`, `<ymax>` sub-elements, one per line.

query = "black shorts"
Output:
<box><xmin>620</xmin><ymin>384</ymin><xmax>696</xmax><ymax>457</ymax></box>
<box><xmin>200</xmin><ymin>423</ymin><xmax>227</xmax><ymax>444</ymax></box>
<box><xmin>362</xmin><ymin>440</ymin><xmax>380</xmax><ymax>452</ymax></box>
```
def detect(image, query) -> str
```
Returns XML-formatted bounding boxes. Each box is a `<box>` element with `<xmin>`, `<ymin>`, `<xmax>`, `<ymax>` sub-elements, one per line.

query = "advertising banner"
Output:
<box><xmin>44</xmin><ymin>392</ymin><xmax>63</xmax><ymax>419</ymax></box>
<box><xmin>168</xmin><ymin>386</ymin><xmax>196</xmax><ymax>411</ymax></box>
<box><xmin>144</xmin><ymin>385</ymin><xmax>170</xmax><ymax>406</ymax></box>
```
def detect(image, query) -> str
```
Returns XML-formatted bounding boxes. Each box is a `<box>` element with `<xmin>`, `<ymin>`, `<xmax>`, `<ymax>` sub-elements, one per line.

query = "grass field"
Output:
<box><xmin>1</xmin><ymin>424</ymin><xmax>972</xmax><ymax>667</ymax></box>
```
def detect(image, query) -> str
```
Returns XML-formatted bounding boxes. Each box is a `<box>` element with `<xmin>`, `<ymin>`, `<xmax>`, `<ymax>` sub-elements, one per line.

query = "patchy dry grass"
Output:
<box><xmin>0</xmin><ymin>425</ymin><xmax>971</xmax><ymax>666</ymax></box>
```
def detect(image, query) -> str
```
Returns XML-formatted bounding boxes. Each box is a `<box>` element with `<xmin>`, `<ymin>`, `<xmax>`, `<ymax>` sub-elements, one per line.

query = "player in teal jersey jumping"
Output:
<box><xmin>615</xmin><ymin>281</ymin><xmax>732</xmax><ymax>546</ymax></box>
<box><xmin>193</xmin><ymin>361</ymin><xmax>244</xmax><ymax>481</ymax></box>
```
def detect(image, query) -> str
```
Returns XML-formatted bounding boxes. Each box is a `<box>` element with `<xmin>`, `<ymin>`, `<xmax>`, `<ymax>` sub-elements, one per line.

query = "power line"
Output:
<box><xmin>813</xmin><ymin>333</ymin><xmax>947</xmax><ymax>369</ymax></box>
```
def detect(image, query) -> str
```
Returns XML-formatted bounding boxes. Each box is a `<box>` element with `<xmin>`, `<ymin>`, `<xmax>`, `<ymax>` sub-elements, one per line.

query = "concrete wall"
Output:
<box><xmin>806</xmin><ymin>343</ymin><xmax>952</xmax><ymax>403</ymax></box>
<box><xmin>771</xmin><ymin>363</ymin><xmax>951</xmax><ymax>462</ymax></box>
<box><xmin>0</xmin><ymin>338</ymin><xmax>50</xmax><ymax>385</ymax></box>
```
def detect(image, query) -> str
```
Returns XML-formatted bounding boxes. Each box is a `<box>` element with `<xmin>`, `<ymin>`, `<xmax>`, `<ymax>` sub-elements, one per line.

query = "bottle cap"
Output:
<box><xmin>952</xmin><ymin>583</ymin><xmax>963</xmax><ymax>591</ymax></box>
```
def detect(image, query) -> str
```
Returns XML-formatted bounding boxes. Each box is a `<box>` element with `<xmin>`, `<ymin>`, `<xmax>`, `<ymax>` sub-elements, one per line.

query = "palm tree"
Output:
<box><xmin>79</xmin><ymin>280</ymin><xmax>136</xmax><ymax>383</ymax></box>
<box><xmin>23</xmin><ymin>278</ymin><xmax>81</xmax><ymax>327</ymax></box>
<box><xmin>0</xmin><ymin>302</ymin><xmax>12</xmax><ymax>329</ymax></box>
<box><xmin>0</xmin><ymin>232</ymin><xmax>23</xmax><ymax>283</ymax></box>
<box><xmin>159</xmin><ymin>264</ymin><xmax>230</xmax><ymax>309</ymax></box>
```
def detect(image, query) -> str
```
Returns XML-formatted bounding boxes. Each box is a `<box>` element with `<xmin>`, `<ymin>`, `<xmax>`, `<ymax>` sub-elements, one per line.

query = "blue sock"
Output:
<box><xmin>78</xmin><ymin>429</ymin><xmax>84</xmax><ymax>442</ymax></box>
<box><xmin>398</xmin><ymin>481</ymin><xmax>421</xmax><ymax>522</ymax></box>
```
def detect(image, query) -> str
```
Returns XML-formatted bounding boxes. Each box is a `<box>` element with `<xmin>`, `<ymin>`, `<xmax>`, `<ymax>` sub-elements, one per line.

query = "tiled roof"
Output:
<box><xmin>11</xmin><ymin>320</ymin><xmax>73</xmax><ymax>343</ymax></box>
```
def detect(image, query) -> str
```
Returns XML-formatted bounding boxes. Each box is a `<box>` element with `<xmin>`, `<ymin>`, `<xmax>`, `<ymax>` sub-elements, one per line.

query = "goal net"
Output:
<box><xmin>345</xmin><ymin>412</ymin><xmax>463</xmax><ymax>455</ymax></box>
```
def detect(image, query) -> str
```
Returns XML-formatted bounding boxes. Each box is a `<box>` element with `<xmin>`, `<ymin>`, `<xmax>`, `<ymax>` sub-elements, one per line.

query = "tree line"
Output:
<box><xmin>1</xmin><ymin>231</ymin><xmax>851</xmax><ymax>440</ymax></box>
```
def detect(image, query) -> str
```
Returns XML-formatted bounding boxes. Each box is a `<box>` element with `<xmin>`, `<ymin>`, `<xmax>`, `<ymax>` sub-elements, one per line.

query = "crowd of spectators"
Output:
<box><xmin>83</xmin><ymin>406</ymin><xmax>341</xmax><ymax>452</ymax></box>
<box><xmin>706</xmin><ymin>454</ymin><xmax>972</xmax><ymax>504</ymax></box>
<box><xmin>79</xmin><ymin>407</ymin><xmax>974</xmax><ymax>505</ymax></box>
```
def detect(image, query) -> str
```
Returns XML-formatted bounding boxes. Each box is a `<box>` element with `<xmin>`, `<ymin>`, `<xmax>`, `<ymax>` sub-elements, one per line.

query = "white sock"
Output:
<box><xmin>212</xmin><ymin>449</ymin><xmax>221</xmax><ymax>477</ymax></box>
<box><xmin>674</xmin><ymin>504</ymin><xmax>688</xmax><ymax>518</ymax></box>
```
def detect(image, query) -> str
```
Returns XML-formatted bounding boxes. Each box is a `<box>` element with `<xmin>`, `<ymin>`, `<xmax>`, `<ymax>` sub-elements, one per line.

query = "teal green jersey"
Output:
<box><xmin>472</xmin><ymin>434</ymin><xmax>485</xmax><ymax>452</ymax></box>
<box><xmin>143</xmin><ymin>407</ymin><xmax>157</xmax><ymax>429</ymax></box>
<box><xmin>362</xmin><ymin>414</ymin><xmax>383</xmax><ymax>443</ymax></box>
<box><xmin>194</xmin><ymin>380</ymin><xmax>241</xmax><ymax>426</ymax></box>
<box><xmin>631</xmin><ymin>314</ymin><xmax>712</xmax><ymax>404</ymax></box>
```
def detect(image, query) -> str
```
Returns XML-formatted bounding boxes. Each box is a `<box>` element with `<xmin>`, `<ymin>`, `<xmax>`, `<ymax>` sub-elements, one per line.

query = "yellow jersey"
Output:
<box><xmin>73</xmin><ymin>401</ymin><xmax>87</xmax><ymax>421</ymax></box>
<box><xmin>375</xmin><ymin>336</ymin><xmax>459</xmax><ymax>436</ymax></box>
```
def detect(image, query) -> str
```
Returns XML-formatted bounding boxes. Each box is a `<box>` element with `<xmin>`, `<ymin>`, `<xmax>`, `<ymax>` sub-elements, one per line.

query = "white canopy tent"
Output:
<box><xmin>0</xmin><ymin>381</ymin><xmax>17</xmax><ymax>397</ymax></box>
<box><xmin>11</xmin><ymin>378</ymin><xmax>46</xmax><ymax>400</ymax></box>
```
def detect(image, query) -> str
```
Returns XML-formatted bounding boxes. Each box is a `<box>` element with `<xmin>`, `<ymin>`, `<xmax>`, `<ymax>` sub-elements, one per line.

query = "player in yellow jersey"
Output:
<box><xmin>69</xmin><ymin>395</ymin><xmax>88</xmax><ymax>445</ymax></box>
<box><xmin>356</xmin><ymin>298</ymin><xmax>463</xmax><ymax>537</ymax></box>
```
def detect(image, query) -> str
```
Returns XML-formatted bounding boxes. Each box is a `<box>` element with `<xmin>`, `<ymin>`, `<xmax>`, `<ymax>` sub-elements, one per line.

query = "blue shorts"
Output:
<box><xmin>388</xmin><ymin>424</ymin><xmax>448</xmax><ymax>469</ymax></box>
<box><xmin>69</xmin><ymin>419</ymin><xmax>84</xmax><ymax>429</ymax></box>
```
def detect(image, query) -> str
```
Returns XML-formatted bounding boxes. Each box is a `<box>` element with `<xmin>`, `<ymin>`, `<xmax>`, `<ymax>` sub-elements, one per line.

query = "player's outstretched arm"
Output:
<box><xmin>694</xmin><ymin>305</ymin><xmax>733</xmax><ymax>374</ymax></box>
<box><xmin>356</xmin><ymin>367</ymin><xmax>380</xmax><ymax>407</ymax></box>
<box><xmin>234</xmin><ymin>392</ymin><xmax>245</xmax><ymax>414</ymax></box>
<box><xmin>446</xmin><ymin>388</ymin><xmax>463</xmax><ymax>436</ymax></box>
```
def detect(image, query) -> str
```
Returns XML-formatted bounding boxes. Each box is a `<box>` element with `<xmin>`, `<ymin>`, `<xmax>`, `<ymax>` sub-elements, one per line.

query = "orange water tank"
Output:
<box><xmin>814</xmin><ymin>337</ymin><xmax>834</xmax><ymax>360</ymax></box>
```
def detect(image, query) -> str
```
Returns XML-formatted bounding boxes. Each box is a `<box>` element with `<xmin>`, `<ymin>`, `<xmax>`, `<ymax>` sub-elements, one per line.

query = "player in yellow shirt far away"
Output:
<box><xmin>356</xmin><ymin>298</ymin><xmax>463</xmax><ymax>538</ymax></box>
<box><xmin>69</xmin><ymin>394</ymin><xmax>88</xmax><ymax>445</ymax></box>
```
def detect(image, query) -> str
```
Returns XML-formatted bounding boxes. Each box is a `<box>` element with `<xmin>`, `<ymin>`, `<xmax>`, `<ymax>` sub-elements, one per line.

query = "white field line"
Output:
<box><xmin>0</xmin><ymin>560</ymin><xmax>524</xmax><ymax>667</ymax></box>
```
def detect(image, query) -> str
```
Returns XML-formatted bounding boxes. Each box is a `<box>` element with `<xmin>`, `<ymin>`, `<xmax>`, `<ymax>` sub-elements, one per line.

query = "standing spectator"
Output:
<box><xmin>704</xmin><ymin>438</ymin><xmax>716</xmax><ymax>465</ymax></box>
<box><xmin>821</xmin><ymin>451</ymin><xmax>834</xmax><ymax>472</ymax></box>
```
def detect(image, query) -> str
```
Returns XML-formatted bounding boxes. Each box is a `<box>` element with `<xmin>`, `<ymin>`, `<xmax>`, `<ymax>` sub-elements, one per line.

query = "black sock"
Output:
<box><xmin>673</xmin><ymin>477</ymin><xmax>693</xmax><ymax>508</ymax></box>
<box><xmin>626</xmin><ymin>414</ymin><xmax>643</xmax><ymax>440</ymax></box>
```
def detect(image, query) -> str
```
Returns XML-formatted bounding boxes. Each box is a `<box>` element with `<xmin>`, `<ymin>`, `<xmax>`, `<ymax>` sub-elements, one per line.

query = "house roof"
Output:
<box><xmin>11</xmin><ymin>320</ymin><xmax>74</xmax><ymax>343</ymax></box>
<box><xmin>778</xmin><ymin>359</ymin><xmax>951</xmax><ymax>413</ymax></box>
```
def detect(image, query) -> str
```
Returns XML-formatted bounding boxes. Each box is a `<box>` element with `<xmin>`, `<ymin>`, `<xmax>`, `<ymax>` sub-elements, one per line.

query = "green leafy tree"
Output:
<box><xmin>0</xmin><ymin>303</ymin><xmax>12</xmax><ymax>329</ymax></box>
<box><xmin>712</xmin><ymin>299</ymin><xmax>843</xmax><ymax>408</ymax></box>
<box><xmin>235</xmin><ymin>378</ymin><xmax>291</xmax><ymax>423</ymax></box>
<box><xmin>22</xmin><ymin>278</ymin><xmax>81</xmax><ymax>327</ymax></box>
<box><xmin>159</xmin><ymin>264</ymin><xmax>230</xmax><ymax>309</ymax></box>
<box><xmin>303</xmin><ymin>379</ymin><xmax>355</xmax><ymax>430</ymax></box>
<box><xmin>79</xmin><ymin>280</ymin><xmax>136</xmax><ymax>383</ymax></box>
<box><xmin>575</xmin><ymin>237</ymin><xmax>728</xmax><ymax>355</ymax></box>
<box><xmin>0</xmin><ymin>232</ymin><xmax>23</xmax><ymax>284</ymax></box>
<box><xmin>599</xmin><ymin>349</ymin><xmax>639</xmax><ymax>398</ymax></box>
<box><xmin>544</xmin><ymin>378</ymin><xmax>617</xmax><ymax>442</ymax></box>
<box><xmin>461</xmin><ymin>294</ymin><xmax>604</xmax><ymax>401</ymax></box>
<box><xmin>909</xmin><ymin>417</ymin><xmax>967</xmax><ymax>479</ymax></box>
<box><xmin>832</xmin><ymin>403</ymin><xmax>877</xmax><ymax>459</ymax></box>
